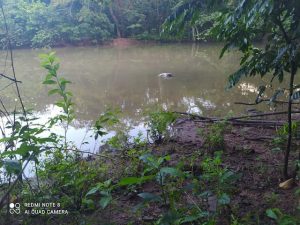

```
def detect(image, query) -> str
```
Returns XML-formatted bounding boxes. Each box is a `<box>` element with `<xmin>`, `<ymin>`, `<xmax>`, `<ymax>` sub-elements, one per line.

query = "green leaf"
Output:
<box><xmin>82</xmin><ymin>198</ymin><xmax>95</xmax><ymax>209</ymax></box>
<box><xmin>159</xmin><ymin>167</ymin><xmax>181</xmax><ymax>177</ymax></box>
<box><xmin>86</xmin><ymin>186</ymin><xmax>100</xmax><ymax>196</ymax></box>
<box><xmin>65</xmin><ymin>91</ymin><xmax>73</xmax><ymax>96</ymax></box>
<box><xmin>179</xmin><ymin>213</ymin><xmax>207</xmax><ymax>223</ymax></box>
<box><xmin>273</xmin><ymin>46</ymin><xmax>288</xmax><ymax>65</ymax></box>
<box><xmin>138</xmin><ymin>192</ymin><xmax>162</xmax><ymax>202</ymax></box>
<box><xmin>280</xmin><ymin>216</ymin><xmax>297</xmax><ymax>225</ymax></box>
<box><xmin>157</xmin><ymin>167</ymin><xmax>181</xmax><ymax>184</ymax></box>
<box><xmin>45</xmin><ymin>73</ymin><xmax>53</xmax><ymax>80</ymax></box>
<box><xmin>43</xmin><ymin>80</ymin><xmax>57</xmax><ymax>85</ymax></box>
<box><xmin>2</xmin><ymin>160</ymin><xmax>22</xmax><ymax>175</ymax></box>
<box><xmin>39</xmin><ymin>53</ymin><xmax>49</xmax><ymax>59</ymax></box>
<box><xmin>36</xmin><ymin>137</ymin><xmax>56</xmax><ymax>144</ymax></box>
<box><xmin>53</xmin><ymin>63</ymin><xmax>60</xmax><ymax>71</ymax></box>
<box><xmin>227</xmin><ymin>67</ymin><xmax>248</xmax><ymax>89</ymax></box>
<box><xmin>2</xmin><ymin>144</ymin><xmax>39</xmax><ymax>158</ymax></box>
<box><xmin>139</xmin><ymin>153</ymin><xmax>159</xmax><ymax>168</ymax></box>
<box><xmin>218</xmin><ymin>193</ymin><xmax>230</xmax><ymax>205</ymax></box>
<box><xmin>48</xmin><ymin>89</ymin><xmax>61</xmax><ymax>96</ymax></box>
<box><xmin>19</xmin><ymin>125</ymin><xmax>29</xmax><ymax>134</ymax></box>
<box><xmin>266</xmin><ymin>208</ymin><xmax>278</xmax><ymax>220</ymax></box>
<box><xmin>99</xmin><ymin>195</ymin><xmax>112</xmax><ymax>209</ymax></box>
<box><xmin>119</xmin><ymin>177</ymin><xmax>142</xmax><ymax>186</ymax></box>
<box><xmin>220</xmin><ymin>42</ymin><xmax>231</xmax><ymax>58</ymax></box>
<box><xmin>59</xmin><ymin>78</ymin><xmax>71</xmax><ymax>85</ymax></box>
<box><xmin>55</xmin><ymin>102</ymin><xmax>65</xmax><ymax>108</ymax></box>
<box><xmin>119</xmin><ymin>176</ymin><xmax>153</xmax><ymax>186</ymax></box>
<box><xmin>255</xmin><ymin>85</ymin><xmax>266</xmax><ymax>104</ymax></box>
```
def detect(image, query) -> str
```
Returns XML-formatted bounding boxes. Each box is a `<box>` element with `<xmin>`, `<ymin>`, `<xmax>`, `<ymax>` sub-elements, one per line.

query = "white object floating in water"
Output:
<box><xmin>158</xmin><ymin>73</ymin><xmax>174</xmax><ymax>79</ymax></box>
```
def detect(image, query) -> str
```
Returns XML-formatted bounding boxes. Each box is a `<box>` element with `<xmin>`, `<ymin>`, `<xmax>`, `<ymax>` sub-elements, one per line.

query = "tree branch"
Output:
<box><xmin>0</xmin><ymin>73</ymin><xmax>21</xmax><ymax>83</ymax></box>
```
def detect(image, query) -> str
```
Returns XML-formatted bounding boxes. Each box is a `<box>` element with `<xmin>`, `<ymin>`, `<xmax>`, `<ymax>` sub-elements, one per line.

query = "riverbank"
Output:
<box><xmin>15</xmin><ymin>112</ymin><xmax>300</xmax><ymax>225</ymax></box>
<box><xmin>99</xmin><ymin>114</ymin><xmax>299</xmax><ymax>224</ymax></box>
<box><xmin>8</xmin><ymin>38</ymin><xmax>198</xmax><ymax>50</ymax></box>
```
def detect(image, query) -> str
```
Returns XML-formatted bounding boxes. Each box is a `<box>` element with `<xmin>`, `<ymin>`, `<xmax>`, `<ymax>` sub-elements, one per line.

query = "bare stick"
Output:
<box><xmin>0</xmin><ymin>73</ymin><xmax>21</xmax><ymax>83</ymax></box>
<box><xmin>0</xmin><ymin>3</ymin><xmax>27</xmax><ymax>119</ymax></box>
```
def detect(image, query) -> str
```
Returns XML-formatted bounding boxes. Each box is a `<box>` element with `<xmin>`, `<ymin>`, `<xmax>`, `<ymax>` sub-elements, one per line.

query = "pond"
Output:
<box><xmin>0</xmin><ymin>43</ymin><xmax>288</xmax><ymax>151</ymax></box>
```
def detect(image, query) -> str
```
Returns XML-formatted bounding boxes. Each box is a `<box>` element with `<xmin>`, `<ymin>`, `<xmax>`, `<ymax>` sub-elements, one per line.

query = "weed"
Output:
<box><xmin>146</xmin><ymin>110</ymin><xmax>177</xmax><ymax>144</ymax></box>
<box><xmin>266</xmin><ymin>208</ymin><xmax>298</xmax><ymax>225</ymax></box>
<box><xmin>264</xmin><ymin>192</ymin><xmax>279</xmax><ymax>206</ymax></box>
<box><xmin>203</xmin><ymin>120</ymin><xmax>229</xmax><ymax>152</ymax></box>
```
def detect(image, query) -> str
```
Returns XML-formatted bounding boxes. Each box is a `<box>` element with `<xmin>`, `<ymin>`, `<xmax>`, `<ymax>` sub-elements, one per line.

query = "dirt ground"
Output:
<box><xmin>85</xmin><ymin>114</ymin><xmax>300</xmax><ymax>225</ymax></box>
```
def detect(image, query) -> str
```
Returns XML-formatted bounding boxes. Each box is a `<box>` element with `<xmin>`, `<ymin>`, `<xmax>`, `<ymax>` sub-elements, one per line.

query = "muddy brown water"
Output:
<box><xmin>0</xmin><ymin>43</ymin><xmax>292</xmax><ymax>148</ymax></box>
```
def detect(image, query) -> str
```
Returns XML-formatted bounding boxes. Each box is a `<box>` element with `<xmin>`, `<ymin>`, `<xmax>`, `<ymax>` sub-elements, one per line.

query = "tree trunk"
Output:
<box><xmin>284</xmin><ymin>60</ymin><xmax>296</xmax><ymax>179</ymax></box>
<box><xmin>109</xmin><ymin>5</ymin><xmax>121</xmax><ymax>38</ymax></box>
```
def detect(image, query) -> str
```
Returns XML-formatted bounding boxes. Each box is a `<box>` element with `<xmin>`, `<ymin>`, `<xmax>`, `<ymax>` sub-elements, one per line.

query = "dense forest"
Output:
<box><xmin>0</xmin><ymin>0</ymin><xmax>300</xmax><ymax>225</ymax></box>
<box><xmin>0</xmin><ymin>0</ymin><xmax>185</xmax><ymax>47</ymax></box>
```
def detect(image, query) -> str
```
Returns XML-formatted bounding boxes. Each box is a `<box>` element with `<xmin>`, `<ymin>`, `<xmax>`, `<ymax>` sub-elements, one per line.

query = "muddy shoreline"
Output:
<box><xmin>85</xmin><ymin>114</ymin><xmax>300</xmax><ymax>224</ymax></box>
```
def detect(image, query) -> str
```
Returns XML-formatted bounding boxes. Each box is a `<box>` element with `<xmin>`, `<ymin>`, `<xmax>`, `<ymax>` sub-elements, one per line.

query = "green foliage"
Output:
<box><xmin>105</xmin><ymin>0</ymin><xmax>179</xmax><ymax>38</ymax></box>
<box><xmin>40</xmin><ymin>52</ymin><xmax>74</xmax><ymax>119</ymax></box>
<box><xmin>147</xmin><ymin>110</ymin><xmax>177</xmax><ymax>144</ymax></box>
<box><xmin>1</xmin><ymin>0</ymin><xmax>61</xmax><ymax>47</ymax></box>
<box><xmin>201</xmin><ymin>120</ymin><xmax>229</xmax><ymax>151</ymax></box>
<box><xmin>266</xmin><ymin>208</ymin><xmax>298</xmax><ymax>225</ymax></box>
<box><xmin>1</xmin><ymin>53</ymin><xmax>126</xmax><ymax>224</ymax></box>
<box><xmin>0</xmin><ymin>108</ymin><xmax>58</xmax><ymax>181</ymax></box>
<box><xmin>85</xmin><ymin>179</ymin><xmax>113</xmax><ymax>209</ymax></box>
<box><xmin>200</xmin><ymin>151</ymin><xmax>238</xmax><ymax>199</ymax></box>
<box><xmin>118</xmin><ymin>150</ymin><xmax>238</xmax><ymax>224</ymax></box>
<box><xmin>1</xmin><ymin>0</ymin><xmax>113</xmax><ymax>48</ymax></box>
<box><xmin>119</xmin><ymin>152</ymin><xmax>183</xmax><ymax>211</ymax></box>
<box><xmin>273</xmin><ymin>122</ymin><xmax>300</xmax><ymax>152</ymax></box>
<box><xmin>94</xmin><ymin>108</ymin><xmax>120</xmax><ymax>140</ymax></box>
<box><xmin>0</xmin><ymin>160</ymin><xmax>22</xmax><ymax>176</ymax></box>
<box><xmin>162</xmin><ymin>0</ymin><xmax>228</xmax><ymax>41</ymax></box>
<box><xmin>40</xmin><ymin>52</ymin><xmax>74</xmax><ymax>147</ymax></box>
<box><xmin>162</xmin><ymin>0</ymin><xmax>300</xmax><ymax>180</ymax></box>
<box><xmin>119</xmin><ymin>153</ymin><xmax>174</xmax><ymax>188</ymax></box>
<box><xmin>212</xmin><ymin>0</ymin><xmax>300</xmax><ymax>89</ymax></box>
<box><xmin>37</xmin><ymin>151</ymin><xmax>108</xmax><ymax>212</ymax></box>
<box><xmin>0</xmin><ymin>0</ymin><xmax>183</xmax><ymax>47</ymax></box>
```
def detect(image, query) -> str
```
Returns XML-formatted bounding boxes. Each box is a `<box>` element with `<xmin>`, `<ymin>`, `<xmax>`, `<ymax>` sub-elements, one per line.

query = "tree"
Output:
<box><xmin>164</xmin><ymin>0</ymin><xmax>300</xmax><ymax>179</ymax></box>
<box><xmin>0</xmin><ymin>0</ymin><xmax>114</xmax><ymax>48</ymax></box>
<box><xmin>103</xmin><ymin>0</ymin><xmax>179</xmax><ymax>38</ymax></box>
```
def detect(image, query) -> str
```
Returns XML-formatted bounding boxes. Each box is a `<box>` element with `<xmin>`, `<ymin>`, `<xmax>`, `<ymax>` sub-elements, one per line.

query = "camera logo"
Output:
<box><xmin>9</xmin><ymin>203</ymin><xmax>20</xmax><ymax>214</ymax></box>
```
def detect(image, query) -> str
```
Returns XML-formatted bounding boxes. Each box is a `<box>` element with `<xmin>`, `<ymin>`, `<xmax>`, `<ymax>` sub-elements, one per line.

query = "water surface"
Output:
<box><xmin>0</xmin><ymin>43</ymin><xmax>289</xmax><ymax>147</ymax></box>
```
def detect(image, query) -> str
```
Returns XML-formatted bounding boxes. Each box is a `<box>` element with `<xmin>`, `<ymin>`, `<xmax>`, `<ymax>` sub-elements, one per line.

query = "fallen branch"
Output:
<box><xmin>234</xmin><ymin>99</ymin><xmax>299</xmax><ymax>105</ymax></box>
<box><xmin>228</xmin><ymin>110</ymin><xmax>300</xmax><ymax>120</ymax></box>
<box><xmin>195</xmin><ymin>119</ymin><xmax>284</xmax><ymax>127</ymax></box>
<box><xmin>231</xmin><ymin>119</ymin><xmax>285</xmax><ymax>125</ymax></box>
<box><xmin>172</xmin><ymin>111</ymin><xmax>216</xmax><ymax>121</ymax></box>
<box><xmin>244</xmin><ymin>136</ymin><xmax>274</xmax><ymax>141</ymax></box>
<box><xmin>174</xmin><ymin>110</ymin><xmax>300</xmax><ymax>122</ymax></box>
